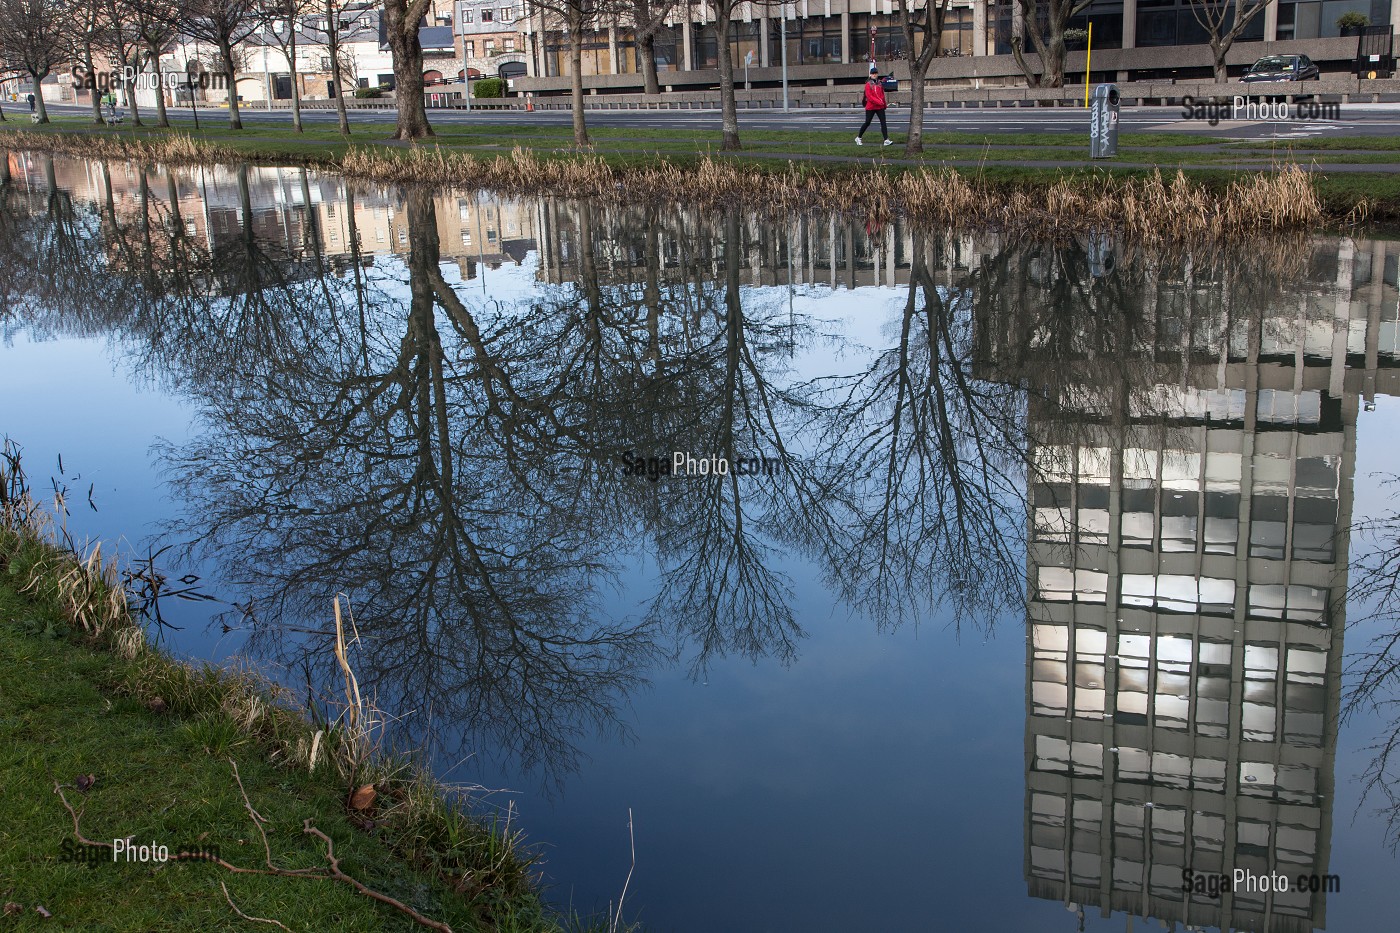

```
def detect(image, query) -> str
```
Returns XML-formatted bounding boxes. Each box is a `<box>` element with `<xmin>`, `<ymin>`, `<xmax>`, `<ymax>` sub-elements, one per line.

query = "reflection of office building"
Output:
<box><xmin>1006</xmin><ymin>239</ymin><xmax>1400</xmax><ymax>932</ymax></box>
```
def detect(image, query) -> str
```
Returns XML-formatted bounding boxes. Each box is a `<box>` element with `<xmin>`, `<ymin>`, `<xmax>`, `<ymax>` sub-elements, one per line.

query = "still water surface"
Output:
<box><xmin>3</xmin><ymin>152</ymin><xmax>1400</xmax><ymax>931</ymax></box>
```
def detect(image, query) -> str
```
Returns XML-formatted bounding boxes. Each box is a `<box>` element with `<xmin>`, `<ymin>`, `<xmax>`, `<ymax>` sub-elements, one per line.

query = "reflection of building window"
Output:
<box><xmin>1247</xmin><ymin>585</ymin><xmax>1329</xmax><ymax>623</ymax></box>
<box><xmin>1119</xmin><ymin>574</ymin><xmax>1235</xmax><ymax>615</ymax></box>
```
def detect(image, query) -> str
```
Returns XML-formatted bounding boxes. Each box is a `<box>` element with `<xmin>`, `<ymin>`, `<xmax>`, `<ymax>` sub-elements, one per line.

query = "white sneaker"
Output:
<box><xmin>883</xmin><ymin>139</ymin><xmax>894</xmax><ymax>147</ymax></box>
<box><xmin>854</xmin><ymin>136</ymin><xmax>863</xmax><ymax>145</ymax></box>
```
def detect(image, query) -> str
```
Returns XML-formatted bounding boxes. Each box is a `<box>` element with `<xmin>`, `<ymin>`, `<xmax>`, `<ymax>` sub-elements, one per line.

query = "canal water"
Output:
<box><xmin>3</xmin><ymin>151</ymin><xmax>1400</xmax><ymax>931</ymax></box>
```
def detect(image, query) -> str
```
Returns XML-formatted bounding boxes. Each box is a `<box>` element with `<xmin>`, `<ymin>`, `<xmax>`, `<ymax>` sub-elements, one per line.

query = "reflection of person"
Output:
<box><xmin>855</xmin><ymin>65</ymin><xmax>891</xmax><ymax>147</ymax></box>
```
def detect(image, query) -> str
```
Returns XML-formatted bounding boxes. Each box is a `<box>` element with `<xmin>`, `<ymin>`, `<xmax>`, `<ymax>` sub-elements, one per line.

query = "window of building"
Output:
<box><xmin>500</xmin><ymin>7</ymin><xmax>513</xmax><ymax>22</ymax></box>
<box><xmin>485</xmin><ymin>40</ymin><xmax>495</xmax><ymax>53</ymax></box>
<box><xmin>464</xmin><ymin>41</ymin><xmax>474</xmax><ymax>56</ymax></box>
<box><xmin>505</xmin><ymin>37</ymin><xmax>515</xmax><ymax>51</ymax></box>
<box><xmin>482</xmin><ymin>9</ymin><xmax>493</xmax><ymax>22</ymax></box>
<box><xmin>462</xmin><ymin>9</ymin><xmax>472</xmax><ymax>24</ymax></box>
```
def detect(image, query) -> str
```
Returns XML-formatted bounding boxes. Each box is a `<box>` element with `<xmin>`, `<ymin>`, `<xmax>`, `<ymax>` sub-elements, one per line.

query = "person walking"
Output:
<box><xmin>26</xmin><ymin>93</ymin><xmax>34</xmax><ymax>113</ymax></box>
<box><xmin>855</xmin><ymin>65</ymin><xmax>892</xmax><ymax>147</ymax></box>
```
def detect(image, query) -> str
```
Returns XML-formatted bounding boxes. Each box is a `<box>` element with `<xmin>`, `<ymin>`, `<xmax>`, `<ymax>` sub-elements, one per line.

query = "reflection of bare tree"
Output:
<box><xmin>1345</xmin><ymin>500</ymin><xmax>1400</xmax><ymax>848</ymax></box>
<box><xmin>801</xmin><ymin>230</ymin><xmax>1030</xmax><ymax>631</ymax></box>
<box><xmin>158</xmin><ymin>187</ymin><xmax>663</xmax><ymax>779</ymax></box>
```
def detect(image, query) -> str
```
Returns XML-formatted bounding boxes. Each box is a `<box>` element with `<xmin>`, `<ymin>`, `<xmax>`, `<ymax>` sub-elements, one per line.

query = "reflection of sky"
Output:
<box><xmin>0</xmin><ymin>334</ymin><xmax>239</xmax><ymax>660</ymax></box>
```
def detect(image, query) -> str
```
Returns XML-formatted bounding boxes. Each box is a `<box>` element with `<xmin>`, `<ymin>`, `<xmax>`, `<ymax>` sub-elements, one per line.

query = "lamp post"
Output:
<box><xmin>780</xmin><ymin>5</ymin><xmax>789</xmax><ymax>112</ymax></box>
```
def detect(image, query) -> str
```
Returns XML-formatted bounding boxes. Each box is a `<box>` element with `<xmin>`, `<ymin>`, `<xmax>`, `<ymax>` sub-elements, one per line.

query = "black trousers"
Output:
<box><xmin>858</xmin><ymin>109</ymin><xmax>888</xmax><ymax>139</ymax></box>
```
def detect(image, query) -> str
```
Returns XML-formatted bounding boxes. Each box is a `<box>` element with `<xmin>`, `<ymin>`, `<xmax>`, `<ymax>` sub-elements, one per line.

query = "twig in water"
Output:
<box><xmin>610</xmin><ymin>808</ymin><xmax>636</xmax><ymax>933</ymax></box>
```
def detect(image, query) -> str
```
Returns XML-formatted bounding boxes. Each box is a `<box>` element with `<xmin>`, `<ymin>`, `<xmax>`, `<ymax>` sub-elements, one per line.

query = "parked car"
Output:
<box><xmin>881</xmin><ymin>74</ymin><xmax>898</xmax><ymax>92</ymax></box>
<box><xmin>1242</xmin><ymin>55</ymin><xmax>1321</xmax><ymax>82</ymax></box>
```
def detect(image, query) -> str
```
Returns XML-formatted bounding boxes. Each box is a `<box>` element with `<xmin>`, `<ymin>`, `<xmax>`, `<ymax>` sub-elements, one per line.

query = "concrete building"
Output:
<box><xmin>515</xmin><ymin>0</ymin><xmax>1399</xmax><ymax>93</ymax></box>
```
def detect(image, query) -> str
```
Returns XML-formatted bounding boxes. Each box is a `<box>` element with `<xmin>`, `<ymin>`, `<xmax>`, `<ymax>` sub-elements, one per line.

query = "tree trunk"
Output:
<box><xmin>31</xmin><ymin>71</ymin><xmax>48</xmax><ymax>123</ymax></box>
<box><xmin>639</xmin><ymin>31</ymin><xmax>660</xmax><ymax>95</ymax></box>
<box><xmin>569</xmin><ymin>17</ymin><xmax>588</xmax><ymax>147</ymax></box>
<box><xmin>715</xmin><ymin>12</ymin><xmax>741</xmax><ymax>151</ymax></box>
<box><xmin>1212</xmin><ymin>39</ymin><xmax>1228</xmax><ymax>82</ymax></box>
<box><xmin>221</xmin><ymin>41</ymin><xmax>243</xmax><ymax>129</ymax></box>
<box><xmin>1010</xmin><ymin>37</ymin><xmax>1040</xmax><ymax>88</ymax></box>
<box><xmin>85</xmin><ymin>45</ymin><xmax>102</xmax><ymax>124</ymax></box>
<box><xmin>1044</xmin><ymin>34</ymin><xmax>1066</xmax><ymax>88</ymax></box>
<box><xmin>329</xmin><ymin>44</ymin><xmax>351</xmax><ymax>136</ymax></box>
<box><xmin>906</xmin><ymin>60</ymin><xmax>929</xmax><ymax>155</ymax></box>
<box><xmin>126</xmin><ymin>59</ymin><xmax>144</xmax><ymax>126</ymax></box>
<box><xmin>384</xmin><ymin>2</ymin><xmax>434</xmax><ymax>140</ymax></box>
<box><xmin>148</xmin><ymin>44</ymin><xmax>170</xmax><ymax>127</ymax></box>
<box><xmin>289</xmin><ymin>31</ymin><xmax>303</xmax><ymax>132</ymax></box>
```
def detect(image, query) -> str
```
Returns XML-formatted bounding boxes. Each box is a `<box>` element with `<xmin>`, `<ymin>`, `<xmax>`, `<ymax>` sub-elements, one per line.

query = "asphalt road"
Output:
<box><xmin>31</xmin><ymin>99</ymin><xmax>1400</xmax><ymax>140</ymax></box>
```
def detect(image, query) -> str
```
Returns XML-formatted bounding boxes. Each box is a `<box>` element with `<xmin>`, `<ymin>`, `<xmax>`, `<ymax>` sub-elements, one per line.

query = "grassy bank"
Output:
<box><xmin>0</xmin><ymin>455</ymin><xmax>607</xmax><ymax>931</ymax></box>
<box><xmin>0</xmin><ymin>121</ymin><xmax>1345</xmax><ymax>240</ymax></box>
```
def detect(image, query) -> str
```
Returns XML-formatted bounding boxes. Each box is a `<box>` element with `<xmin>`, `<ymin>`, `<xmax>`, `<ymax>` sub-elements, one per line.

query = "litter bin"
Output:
<box><xmin>1090</xmin><ymin>84</ymin><xmax>1120</xmax><ymax>159</ymax></box>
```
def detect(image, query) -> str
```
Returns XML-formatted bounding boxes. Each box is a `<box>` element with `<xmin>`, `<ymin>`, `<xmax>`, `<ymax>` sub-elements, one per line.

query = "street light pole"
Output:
<box><xmin>780</xmin><ymin>5</ymin><xmax>789</xmax><ymax>112</ymax></box>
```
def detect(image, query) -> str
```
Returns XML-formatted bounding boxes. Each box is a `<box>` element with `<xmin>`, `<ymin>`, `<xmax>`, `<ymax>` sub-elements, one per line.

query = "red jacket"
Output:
<box><xmin>863</xmin><ymin>80</ymin><xmax>886</xmax><ymax>111</ymax></box>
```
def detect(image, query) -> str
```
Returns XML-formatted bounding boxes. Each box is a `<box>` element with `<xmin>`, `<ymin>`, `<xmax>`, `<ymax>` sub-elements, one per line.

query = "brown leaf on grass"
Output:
<box><xmin>3</xmin><ymin>903</ymin><xmax>22</xmax><ymax>917</ymax></box>
<box><xmin>34</xmin><ymin>905</ymin><xmax>52</xmax><ymax>919</ymax></box>
<box><xmin>146</xmin><ymin>697</ymin><xmax>168</xmax><ymax>713</ymax></box>
<box><xmin>74</xmin><ymin>774</ymin><xmax>96</xmax><ymax>793</ymax></box>
<box><xmin>347</xmin><ymin>785</ymin><xmax>376</xmax><ymax>812</ymax></box>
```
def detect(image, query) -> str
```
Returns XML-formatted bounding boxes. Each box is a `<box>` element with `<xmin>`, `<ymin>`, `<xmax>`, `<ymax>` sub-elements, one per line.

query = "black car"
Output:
<box><xmin>881</xmin><ymin>74</ymin><xmax>898</xmax><ymax>92</ymax></box>
<box><xmin>1242</xmin><ymin>54</ymin><xmax>1321</xmax><ymax>82</ymax></box>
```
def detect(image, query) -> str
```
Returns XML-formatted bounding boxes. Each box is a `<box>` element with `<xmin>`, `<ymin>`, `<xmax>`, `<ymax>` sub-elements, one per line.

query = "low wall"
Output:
<box><xmin>520</xmin><ymin>77</ymin><xmax>1400</xmax><ymax>111</ymax></box>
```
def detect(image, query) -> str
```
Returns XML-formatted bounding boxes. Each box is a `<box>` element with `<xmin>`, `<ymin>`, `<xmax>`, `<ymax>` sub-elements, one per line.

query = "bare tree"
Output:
<box><xmin>72</xmin><ymin>0</ymin><xmax>108</xmax><ymax>124</ymax></box>
<box><xmin>898</xmin><ymin>0</ymin><xmax>950</xmax><ymax>155</ymax></box>
<box><xmin>625</xmin><ymin>0</ymin><xmax>675</xmax><ymax>95</ymax></box>
<box><xmin>177</xmin><ymin>0</ymin><xmax>262</xmax><ymax>129</ymax></box>
<box><xmin>1009</xmin><ymin>0</ymin><xmax>1090</xmax><ymax>89</ymax></box>
<box><xmin>712</xmin><ymin>0</ymin><xmax>741</xmax><ymax>149</ymax></box>
<box><xmin>259</xmin><ymin>0</ymin><xmax>308</xmax><ymax>132</ymax></box>
<box><xmin>0</xmin><ymin>0</ymin><xmax>73</xmax><ymax>123</ymax></box>
<box><xmin>124</xmin><ymin>0</ymin><xmax>181</xmax><ymax>127</ymax></box>
<box><xmin>381</xmin><ymin>0</ymin><xmax>434</xmax><ymax>139</ymax></box>
<box><xmin>105</xmin><ymin>0</ymin><xmax>147</xmax><ymax>125</ymax></box>
<box><xmin>1188</xmin><ymin>0</ymin><xmax>1272</xmax><ymax>82</ymax></box>
<box><xmin>303</xmin><ymin>0</ymin><xmax>360</xmax><ymax>136</ymax></box>
<box><xmin>526</xmin><ymin>0</ymin><xmax>604</xmax><ymax>147</ymax></box>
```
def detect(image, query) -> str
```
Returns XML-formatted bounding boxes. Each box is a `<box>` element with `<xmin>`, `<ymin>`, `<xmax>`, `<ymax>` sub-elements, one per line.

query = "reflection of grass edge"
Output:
<box><xmin>0</xmin><ymin>500</ymin><xmax>623</xmax><ymax>931</ymax></box>
<box><xmin>1</xmin><ymin>126</ymin><xmax>1357</xmax><ymax>239</ymax></box>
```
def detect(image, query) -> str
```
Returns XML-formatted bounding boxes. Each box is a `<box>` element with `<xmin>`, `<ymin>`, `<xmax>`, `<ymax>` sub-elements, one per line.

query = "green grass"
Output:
<box><xmin>0</xmin><ymin>526</ymin><xmax>604</xmax><ymax>932</ymax></box>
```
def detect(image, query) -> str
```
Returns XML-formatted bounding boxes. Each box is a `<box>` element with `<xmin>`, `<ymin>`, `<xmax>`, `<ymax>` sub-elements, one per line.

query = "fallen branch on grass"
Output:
<box><xmin>53</xmin><ymin>763</ymin><xmax>453</xmax><ymax>932</ymax></box>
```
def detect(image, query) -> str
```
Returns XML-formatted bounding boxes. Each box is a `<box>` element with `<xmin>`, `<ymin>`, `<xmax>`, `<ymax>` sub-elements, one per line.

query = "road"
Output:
<box><xmin>31</xmin><ymin>100</ymin><xmax>1400</xmax><ymax>140</ymax></box>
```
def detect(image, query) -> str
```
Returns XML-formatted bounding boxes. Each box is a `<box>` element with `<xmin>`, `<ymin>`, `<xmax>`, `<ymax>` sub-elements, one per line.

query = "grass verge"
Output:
<box><xmin>0</xmin><ymin>446</ymin><xmax>615</xmax><ymax>932</ymax></box>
